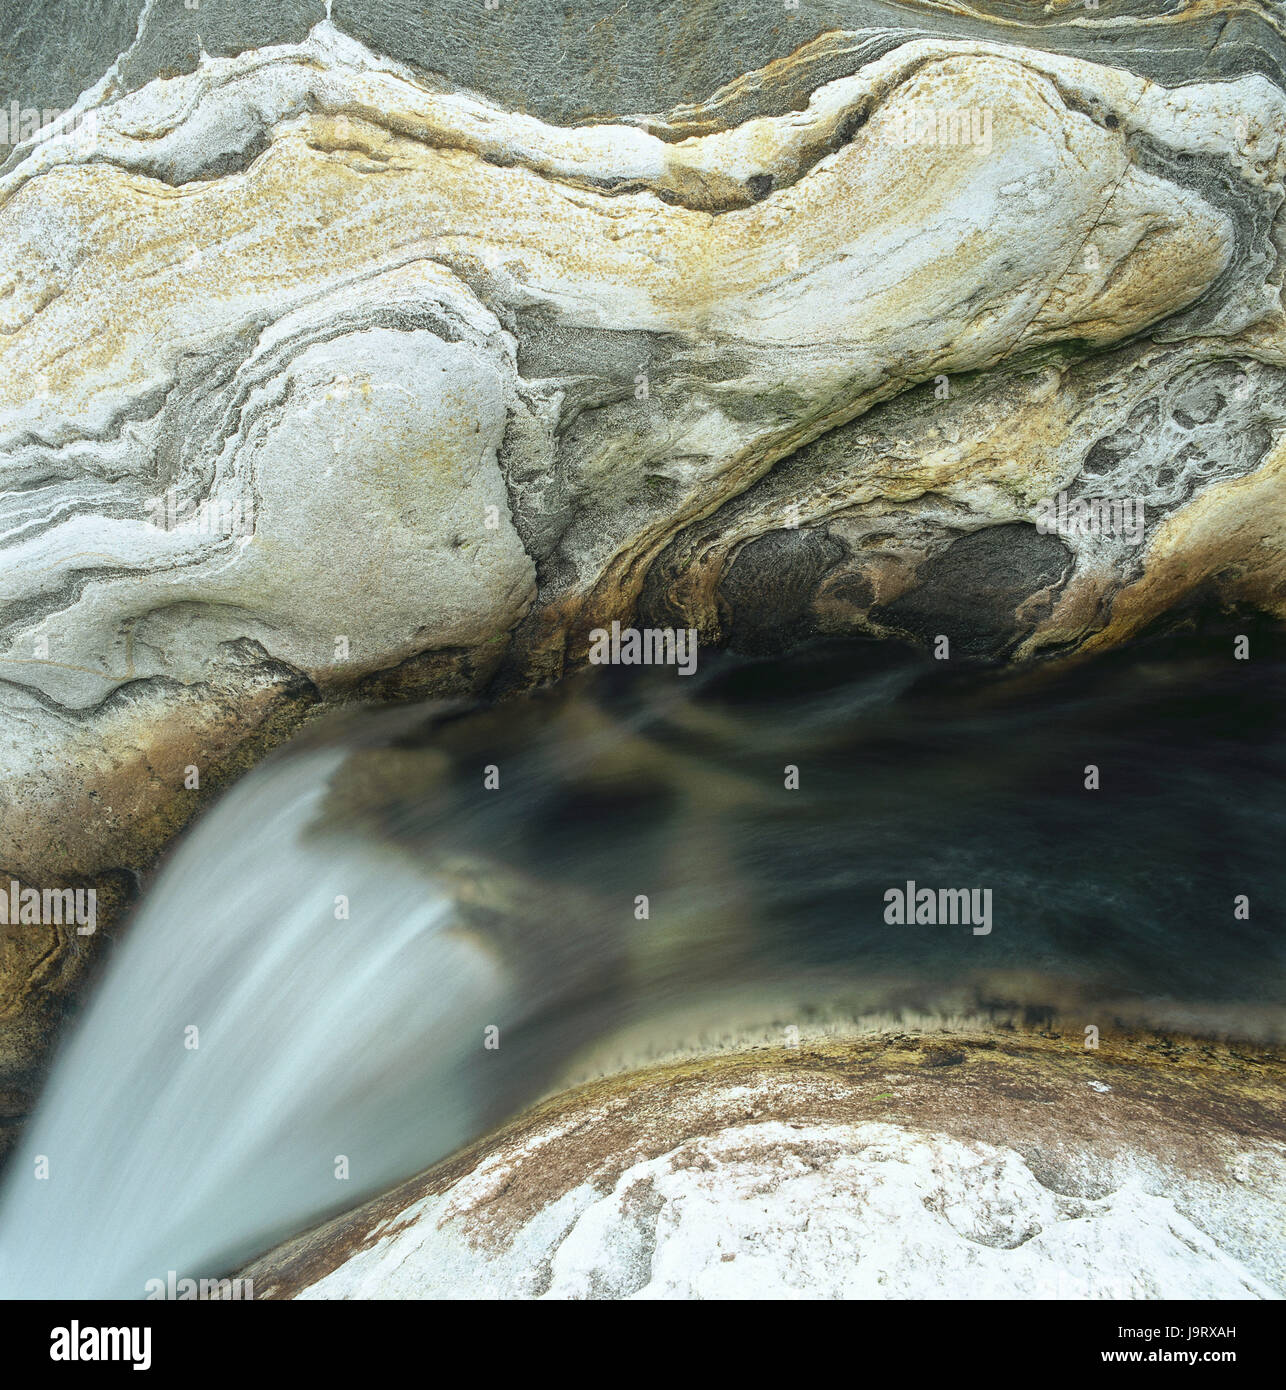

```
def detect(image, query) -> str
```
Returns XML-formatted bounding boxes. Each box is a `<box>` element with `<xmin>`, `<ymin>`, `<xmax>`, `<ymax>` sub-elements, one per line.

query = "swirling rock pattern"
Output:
<box><xmin>1</xmin><ymin>2</ymin><xmax>1284</xmax><ymax>1111</ymax></box>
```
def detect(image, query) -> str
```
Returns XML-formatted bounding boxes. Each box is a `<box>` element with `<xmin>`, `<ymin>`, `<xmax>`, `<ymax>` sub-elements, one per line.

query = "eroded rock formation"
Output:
<box><xmin>1</xmin><ymin>0</ymin><xmax>1284</xmax><ymax>1127</ymax></box>
<box><xmin>239</xmin><ymin>1030</ymin><xmax>1286</xmax><ymax>1300</ymax></box>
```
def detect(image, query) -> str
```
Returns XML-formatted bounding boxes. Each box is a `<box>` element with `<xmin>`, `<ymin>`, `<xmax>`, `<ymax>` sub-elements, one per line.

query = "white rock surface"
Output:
<box><xmin>295</xmin><ymin>1119</ymin><xmax>1277</xmax><ymax>1301</ymax></box>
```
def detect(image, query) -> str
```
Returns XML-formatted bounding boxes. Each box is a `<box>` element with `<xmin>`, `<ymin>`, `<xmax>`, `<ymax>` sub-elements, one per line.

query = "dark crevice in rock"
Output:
<box><xmin>719</xmin><ymin>527</ymin><xmax>845</xmax><ymax>657</ymax></box>
<box><xmin>871</xmin><ymin>523</ymin><xmax>1073</xmax><ymax>660</ymax></box>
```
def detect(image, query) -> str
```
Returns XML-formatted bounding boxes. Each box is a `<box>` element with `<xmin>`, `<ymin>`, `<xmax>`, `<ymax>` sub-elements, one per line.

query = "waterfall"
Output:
<box><xmin>0</xmin><ymin>747</ymin><xmax>516</xmax><ymax>1299</ymax></box>
<box><xmin>2</xmin><ymin>638</ymin><xmax>1281</xmax><ymax>1297</ymax></box>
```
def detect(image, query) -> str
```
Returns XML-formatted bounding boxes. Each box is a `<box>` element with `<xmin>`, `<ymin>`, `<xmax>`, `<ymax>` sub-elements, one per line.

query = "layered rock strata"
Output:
<box><xmin>1</xmin><ymin>2</ymin><xmax>1283</xmax><ymax>1124</ymax></box>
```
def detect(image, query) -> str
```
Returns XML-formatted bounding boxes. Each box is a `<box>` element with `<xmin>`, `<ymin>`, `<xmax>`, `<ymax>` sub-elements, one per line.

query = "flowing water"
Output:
<box><xmin>0</xmin><ymin>625</ymin><xmax>1282</xmax><ymax>1298</ymax></box>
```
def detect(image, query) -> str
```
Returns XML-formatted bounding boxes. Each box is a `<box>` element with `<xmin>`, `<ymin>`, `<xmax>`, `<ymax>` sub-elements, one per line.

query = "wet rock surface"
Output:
<box><xmin>1</xmin><ymin>0</ymin><xmax>1284</xmax><ymax>1202</ymax></box>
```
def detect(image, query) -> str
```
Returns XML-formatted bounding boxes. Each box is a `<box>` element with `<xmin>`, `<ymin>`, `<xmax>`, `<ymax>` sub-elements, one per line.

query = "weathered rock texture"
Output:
<box><xmin>239</xmin><ymin>1029</ymin><xmax>1286</xmax><ymax>1300</ymax></box>
<box><xmin>1</xmin><ymin>2</ymin><xmax>1284</xmax><ymax>1114</ymax></box>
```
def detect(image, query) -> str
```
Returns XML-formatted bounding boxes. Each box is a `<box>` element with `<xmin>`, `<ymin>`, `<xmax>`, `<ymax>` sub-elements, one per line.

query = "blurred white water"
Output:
<box><xmin>0</xmin><ymin>750</ymin><xmax>508</xmax><ymax>1299</ymax></box>
<box><xmin>2</xmin><ymin>635</ymin><xmax>1282</xmax><ymax>1298</ymax></box>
